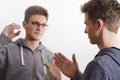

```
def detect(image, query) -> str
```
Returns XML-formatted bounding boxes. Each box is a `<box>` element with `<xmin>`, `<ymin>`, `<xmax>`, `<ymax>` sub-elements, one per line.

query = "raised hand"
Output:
<box><xmin>44</xmin><ymin>58</ymin><xmax>61</xmax><ymax>80</ymax></box>
<box><xmin>2</xmin><ymin>23</ymin><xmax>21</xmax><ymax>39</ymax></box>
<box><xmin>54</xmin><ymin>52</ymin><xmax>80</xmax><ymax>79</ymax></box>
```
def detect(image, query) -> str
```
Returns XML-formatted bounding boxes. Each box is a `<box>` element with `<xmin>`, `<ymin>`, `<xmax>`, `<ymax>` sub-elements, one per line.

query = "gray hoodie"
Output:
<box><xmin>0</xmin><ymin>33</ymin><xmax>53</xmax><ymax>80</ymax></box>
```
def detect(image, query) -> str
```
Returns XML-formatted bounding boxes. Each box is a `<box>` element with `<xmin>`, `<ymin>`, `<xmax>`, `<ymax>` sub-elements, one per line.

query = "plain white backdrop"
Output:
<box><xmin>2</xmin><ymin>0</ymin><xmax>120</xmax><ymax>79</ymax></box>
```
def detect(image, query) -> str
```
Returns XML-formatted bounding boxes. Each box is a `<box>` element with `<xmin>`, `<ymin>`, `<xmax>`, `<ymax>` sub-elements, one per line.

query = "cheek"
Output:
<box><xmin>87</xmin><ymin>27</ymin><xmax>91</xmax><ymax>34</ymax></box>
<box><xmin>94</xmin><ymin>31</ymin><xmax>100</xmax><ymax>37</ymax></box>
<box><xmin>42</xmin><ymin>30</ymin><xmax>46</xmax><ymax>35</ymax></box>
<box><xmin>29</xmin><ymin>27</ymin><xmax>37</xmax><ymax>32</ymax></box>
<box><xmin>87</xmin><ymin>28</ymin><xmax>95</xmax><ymax>36</ymax></box>
<box><xmin>42</xmin><ymin>29</ymin><xmax>46</xmax><ymax>32</ymax></box>
<box><xmin>26</xmin><ymin>27</ymin><xmax>35</xmax><ymax>34</ymax></box>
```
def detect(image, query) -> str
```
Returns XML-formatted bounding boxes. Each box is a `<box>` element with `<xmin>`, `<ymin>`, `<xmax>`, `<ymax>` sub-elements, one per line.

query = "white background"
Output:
<box><xmin>1</xmin><ymin>0</ymin><xmax>119</xmax><ymax>80</ymax></box>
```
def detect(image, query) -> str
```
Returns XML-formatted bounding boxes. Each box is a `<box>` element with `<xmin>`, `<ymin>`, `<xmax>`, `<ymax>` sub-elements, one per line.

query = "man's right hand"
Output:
<box><xmin>54</xmin><ymin>52</ymin><xmax>80</xmax><ymax>79</ymax></box>
<box><xmin>2</xmin><ymin>23</ymin><xmax>21</xmax><ymax>39</ymax></box>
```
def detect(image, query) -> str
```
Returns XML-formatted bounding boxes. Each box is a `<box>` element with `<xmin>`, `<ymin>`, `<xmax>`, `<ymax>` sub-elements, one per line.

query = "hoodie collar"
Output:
<box><xmin>95</xmin><ymin>47</ymin><xmax>120</xmax><ymax>66</ymax></box>
<box><xmin>13</xmin><ymin>38</ymin><xmax>46</xmax><ymax>66</ymax></box>
<box><xmin>13</xmin><ymin>38</ymin><xmax>45</xmax><ymax>51</ymax></box>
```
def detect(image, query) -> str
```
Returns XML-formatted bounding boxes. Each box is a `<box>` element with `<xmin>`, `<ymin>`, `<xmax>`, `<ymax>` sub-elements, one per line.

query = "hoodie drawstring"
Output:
<box><xmin>21</xmin><ymin>45</ymin><xmax>25</xmax><ymax>66</ymax></box>
<box><xmin>20</xmin><ymin>45</ymin><xmax>46</xmax><ymax>74</ymax></box>
<box><xmin>41</xmin><ymin>51</ymin><xmax>47</xmax><ymax>75</ymax></box>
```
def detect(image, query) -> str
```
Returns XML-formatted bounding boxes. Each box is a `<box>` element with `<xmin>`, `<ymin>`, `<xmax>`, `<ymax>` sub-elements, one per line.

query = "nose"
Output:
<box><xmin>84</xmin><ymin>26</ymin><xmax>88</xmax><ymax>33</ymax></box>
<box><xmin>37</xmin><ymin>24</ymin><xmax>42</xmax><ymax>27</ymax></box>
<box><xmin>36</xmin><ymin>25</ymin><xmax>42</xmax><ymax>30</ymax></box>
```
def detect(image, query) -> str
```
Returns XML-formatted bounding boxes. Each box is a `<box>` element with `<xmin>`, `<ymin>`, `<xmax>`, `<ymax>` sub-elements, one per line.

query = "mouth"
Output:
<box><xmin>35</xmin><ymin>32</ymin><xmax>42</xmax><ymax>35</ymax></box>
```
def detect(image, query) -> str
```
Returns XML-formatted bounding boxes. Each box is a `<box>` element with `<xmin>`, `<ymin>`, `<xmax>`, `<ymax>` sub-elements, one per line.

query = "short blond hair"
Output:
<box><xmin>81</xmin><ymin>0</ymin><xmax>120</xmax><ymax>33</ymax></box>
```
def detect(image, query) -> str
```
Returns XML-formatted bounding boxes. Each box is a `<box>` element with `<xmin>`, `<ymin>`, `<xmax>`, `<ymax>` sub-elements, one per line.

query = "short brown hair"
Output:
<box><xmin>81</xmin><ymin>0</ymin><xmax>120</xmax><ymax>33</ymax></box>
<box><xmin>24</xmin><ymin>5</ymin><xmax>49</xmax><ymax>22</ymax></box>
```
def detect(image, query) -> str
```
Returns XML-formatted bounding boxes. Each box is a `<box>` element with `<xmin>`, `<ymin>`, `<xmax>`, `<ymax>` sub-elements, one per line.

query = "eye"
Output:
<box><xmin>31</xmin><ymin>22</ymin><xmax>38</xmax><ymax>25</ymax></box>
<box><xmin>28</xmin><ymin>20</ymin><xmax>48</xmax><ymax>28</ymax></box>
<box><xmin>41</xmin><ymin>23</ymin><xmax>47</xmax><ymax>27</ymax></box>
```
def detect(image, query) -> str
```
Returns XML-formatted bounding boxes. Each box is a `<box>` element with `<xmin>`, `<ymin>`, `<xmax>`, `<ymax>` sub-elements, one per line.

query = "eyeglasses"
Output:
<box><xmin>28</xmin><ymin>20</ymin><xmax>48</xmax><ymax>28</ymax></box>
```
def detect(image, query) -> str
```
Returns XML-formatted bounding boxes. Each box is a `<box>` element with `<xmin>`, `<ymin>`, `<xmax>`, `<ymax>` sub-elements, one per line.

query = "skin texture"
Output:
<box><xmin>44</xmin><ymin>59</ymin><xmax>61</xmax><ymax>80</ymax></box>
<box><xmin>54</xmin><ymin>53</ymin><xmax>79</xmax><ymax>79</ymax></box>
<box><xmin>22</xmin><ymin>15</ymin><xmax>47</xmax><ymax>51</ymax></box>
<box><xmin>2</xmin><ymin>23</ymin><xmax>21</xmax><ymax>39</ymax></box>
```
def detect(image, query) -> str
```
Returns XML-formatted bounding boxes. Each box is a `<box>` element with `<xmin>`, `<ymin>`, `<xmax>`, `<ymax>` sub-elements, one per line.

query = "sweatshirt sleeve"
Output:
<box><xmin>0</xmin><ymin>33</ymin><xmax>12</xmax><ymax>79</ymax></box>
<box><xmin>82</xmin><ymin>61</ymin><xmax>106</xmax><ymax>80</ymax></box>
<box><xmin>71</xmin><ymin>61</ymin><xmax>106</xmax><ymax>80</ymax></box>
<box><xmin>0</xmin><ymin>42</ymin><xmax>8</xmax><ymax>80</ymax></box>
<box><xmin>0</xmin><ymin>33</ymin><xmax>12</xmax><ymax>48</ymax></box>
<box><xmin>71</xmin><ymin>72</ymin><xmax>83</xmax><ymax>80</ymax></box>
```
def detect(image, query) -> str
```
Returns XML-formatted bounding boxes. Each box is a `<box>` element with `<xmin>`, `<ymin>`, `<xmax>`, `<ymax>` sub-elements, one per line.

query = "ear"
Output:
<box><xmin>22</xmin><ymin>21</ymin><xmax>27</xmax><ymax>29</ymax></box>
<box><xmin>96</xmin><ymin>19</ymin><xmax>104</xmax><ymax>31</ymax></box>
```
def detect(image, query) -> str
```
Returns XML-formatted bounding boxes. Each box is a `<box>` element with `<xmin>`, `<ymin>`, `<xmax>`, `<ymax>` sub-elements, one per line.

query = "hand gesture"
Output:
<box><xmin>54</xmin><ymin>52</ymin><xmax>79</xmax><ymax>79</ymax></box>
<box><xmin>2</xmin><ymin>23</ymin><xmax>21</xmax><ymax>39</ymax></box>
<box><xmin>44</xmin><ymin>58</ymin><xmax>61</xmax><ymax>80</ymax></box>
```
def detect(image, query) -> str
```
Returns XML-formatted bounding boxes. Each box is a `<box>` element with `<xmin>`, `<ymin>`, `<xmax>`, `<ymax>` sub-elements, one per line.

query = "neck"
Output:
<box><xmin>24</xmin><ymin>38</ymin><xmax>40</xmax><ymax>51</ymax></box>
<box><xmin>98</xmin><ymin>30</ymin><xmax>120</xmax><ymax>50</ymax></box>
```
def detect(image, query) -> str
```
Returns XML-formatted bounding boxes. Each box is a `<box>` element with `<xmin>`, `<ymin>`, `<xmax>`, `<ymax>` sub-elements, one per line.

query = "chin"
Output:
<box><xmin>90</xmin><ymin>40</ymin><xmax>96</xmax><ymax>44</ymax></box>
<box><xmin>34</xmin><ymin>38</ymin><xmax>41</xmax><ymax>41</ymax></box>
<box><xmin>31</xmin><ymin>37</ymin><xmax>40</xmax><ymax>41</ymax></box>
<box><xmin>34</xmin><ymin>36</ymin><xmax>42</xmax><ymax>40</ymax></box>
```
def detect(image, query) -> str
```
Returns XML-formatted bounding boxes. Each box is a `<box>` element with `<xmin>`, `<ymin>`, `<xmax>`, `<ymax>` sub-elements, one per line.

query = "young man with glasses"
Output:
<box><xmin>0</xmin><ymin>5</ymin><xmax>60</xmax><ymax>80</ymax></box>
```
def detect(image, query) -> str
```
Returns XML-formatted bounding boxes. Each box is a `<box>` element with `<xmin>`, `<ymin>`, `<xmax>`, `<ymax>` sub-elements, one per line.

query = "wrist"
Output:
<box><xmin>2</xmin><ymin>32</ymin><xmax>12</xmax><ymax>39</ymax></box>
<box><xmin>1</xmin><ymin>32</ymin><xmax>12</xmax><ymax>40</ymax></box>
<box><xmin>71</xmin><ymin>71</ymin><xmax>82</xmax><ymax>80</ymax></box>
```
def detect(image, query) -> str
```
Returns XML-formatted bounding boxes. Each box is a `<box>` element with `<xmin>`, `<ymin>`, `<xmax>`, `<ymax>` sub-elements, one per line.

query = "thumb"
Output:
<box><xmin>44</xmin><ymin>64</ymin><xmax>49</xmax><ymax>69</ymax></box>
<box><xmin>15</xmin><ymin>31</ymin><xmax>21</xmax><ymax>36</ymax></box>
<box><xmin>72</xmin><ymin>54</ymin><xmax>77</xmax><ymax>64</ymax></box>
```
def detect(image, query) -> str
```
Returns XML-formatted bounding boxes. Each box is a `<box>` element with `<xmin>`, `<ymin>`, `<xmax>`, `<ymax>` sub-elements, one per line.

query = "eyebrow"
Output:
<box><xmin>29</xmin><ymin>20</ymin><xmax>46</xmax><ymax>24</ymax></box>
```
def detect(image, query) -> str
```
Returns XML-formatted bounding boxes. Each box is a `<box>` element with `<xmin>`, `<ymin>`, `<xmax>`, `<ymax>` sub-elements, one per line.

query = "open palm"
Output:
<box><xmin>54</xmin><ymin>53</ymin><xmax>79</xmax><ymax>78</ymax></box>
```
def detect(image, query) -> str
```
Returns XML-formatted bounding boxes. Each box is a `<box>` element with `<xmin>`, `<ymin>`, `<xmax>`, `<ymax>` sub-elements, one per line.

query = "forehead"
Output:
<box><xmin>29</xmin><ymin>14</ymin><xmax>47</xmax><ymax>22</ymax></box>
<box><xmin>85</xmin><ymin>13</ymin><xmax>88</xmax><ymax>22</ymax></box>
<box><xmin>84</xmin><ymin>13</ymin><xmax>93</xmax><ymax>24</ymax></box>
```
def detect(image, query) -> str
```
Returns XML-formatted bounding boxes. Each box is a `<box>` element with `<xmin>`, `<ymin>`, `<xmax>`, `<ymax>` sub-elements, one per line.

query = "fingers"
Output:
<box><xmin>58</xmin><ymin>52</ymin><xmax>68</xmax><ymax>61</ymax></box>
<box><xmin>51</xmin><ymin>58</ymin><xmax>56</xmax><ymax>65</ymax></box>
<box><xmin>45</xmin><ymin>61</ymin><xmax>61</xmax><ymax>80</ymax></box>
<box><xmin>54</xmin><ymin>52</ymin><xmax>65</xmax><ymax>67</ymax></box>
<box><xmin>2</xmin><ymin>23</ymin><xmax>21</xmax><ymax>39</ymax></box>
<box><xmin>44</xmin><ymin>58</ymin><xmax>57</xmax><ymax>70</ymax></box>
<box><xmin>44</xmin><ymin>63</ymin><xmax>49</xmax><ymax>69</ymax></box>
<box><xmin>72</xmin><ymin>54</ymin><xmax>77</xmax><ymax>64</ymax></box>
<box><xmin>3</xmin><ymin>23</ymin><xmax>21</xmax><ymax>34</ymax></box>
<box><xmin>15</xmin><ymin>30</ymin><xmax>21</xmax><ymax>35</ymax></box>
<box><xmin>4</xmin><ymin>23</ymin><xmax>21</xmax><ymax>32</ymax></box>
<box><xmin>54</xmin><ymin>52</ymin><xmax>69</xmax><ymax>70</ymax></box>
<box><xmin>44</xmin><ymin>61</ymin><xmax>60</xmax><ymax>75</ymax></box>
<box><xmin>54</xmin><ymin>53</ymin><xmax>62</xmax><ymax>64</ymax></box>
<box><xmin>7</xmin><ymin>23</ymin><xmax>21</xmax><ymax>29</ymax></box>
